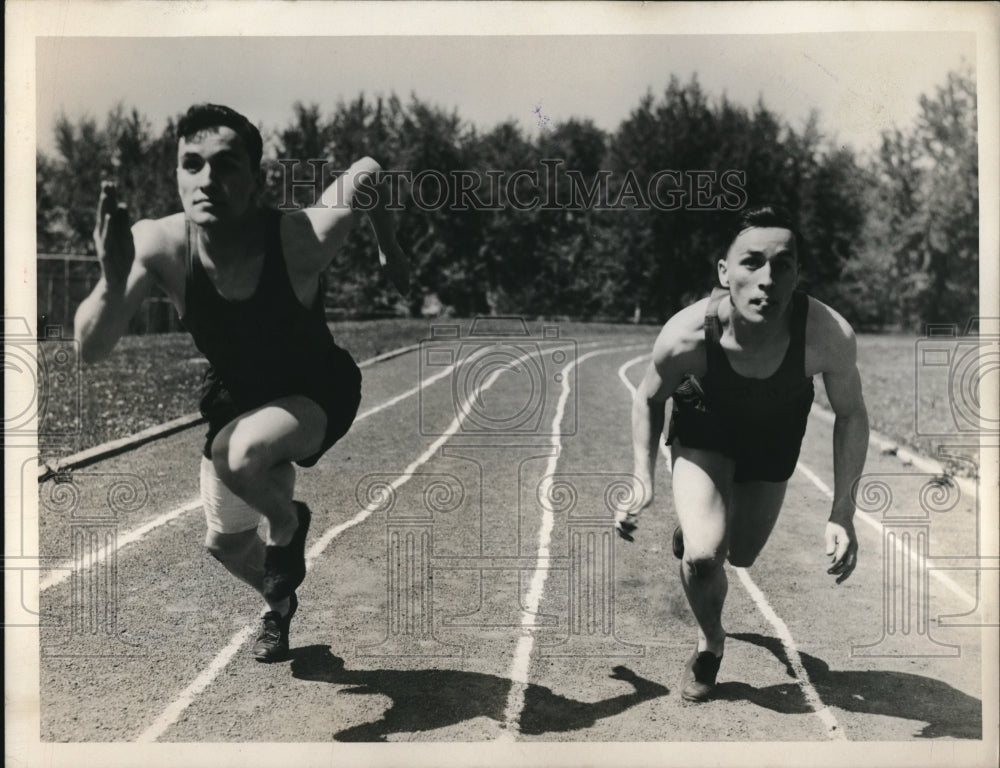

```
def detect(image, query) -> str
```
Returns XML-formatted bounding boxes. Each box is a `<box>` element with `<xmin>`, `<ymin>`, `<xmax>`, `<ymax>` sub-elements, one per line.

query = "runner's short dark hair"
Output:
<box><xmin>730</xmin><ymin>204</ymin><xmax>802</xmax><ymax>253</ymax></box>
<box><xmin>177</xmin><ymin>104</ymin><xmax>263</xmax><ymax>172</ymax></box>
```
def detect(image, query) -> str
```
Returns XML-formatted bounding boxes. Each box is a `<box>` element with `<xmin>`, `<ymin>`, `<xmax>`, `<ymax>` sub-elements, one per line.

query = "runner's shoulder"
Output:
<box><xmin>132</xmin><ymin>213</ymin><xmax>187</xmax><ymax>269</ymax></box>
<box><xmin>651</xmin><ymin>297</ymin><xmax>709</xmax><ymax>370</ymax></box>
<box><xmin>805</xmin><ymin>295</ymin><xmax>857</xmax><ymax>369</ymax></box>
<box><xmin>278</xmin><ymin>207</ymin><xmax>326</xmax><ymax>277</ymax></box>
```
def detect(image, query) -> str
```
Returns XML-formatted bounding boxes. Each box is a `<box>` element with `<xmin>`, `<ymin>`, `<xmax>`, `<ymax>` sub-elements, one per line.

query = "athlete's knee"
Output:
<box><xmin>212</xmin><ymin>437</ymin><xmax>270</xmax><ymax>494</ymax></box>
<box><xmin>683</xmin><ymin>547</ymin><xmax>727</xmax><ymax>578</ymax></box>
<box><xmin>204</xmin><ymin>529</ymin><xmax>254</xmax><ymax>563</ymax></box>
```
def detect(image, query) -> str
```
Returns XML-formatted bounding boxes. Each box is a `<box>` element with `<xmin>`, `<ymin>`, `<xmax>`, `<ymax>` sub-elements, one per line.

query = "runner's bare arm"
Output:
<box><xmin>74</xmin><ymin>184</ymin><xmax>162</xmax><ymax>363</ymax></box>
<box><xmin>289</xmin><ymin>156</ymin><xmax>409</xmax><ymax>295</ymax></box>
<box><xmin>817</xmin><ymin>302</ymin><xmax>870</xmax><ymax>584</ymax></box>
<box><xmin>631</xmin><ymin>305</ymin><xmax>706</xmax><ymax>506</ymax></box>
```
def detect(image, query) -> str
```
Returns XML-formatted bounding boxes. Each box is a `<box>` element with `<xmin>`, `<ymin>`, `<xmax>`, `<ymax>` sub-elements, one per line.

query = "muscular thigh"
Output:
<box><xmin>727</xmin><ymin>481</ymin><xmax>787</xmax><ymax>567</ymax></box>
<box><xmin>670</xmin><ymin>444</ymin><xmax>735</xmax><ymax>561</ymax></box>
<box><xmin>214</xmin><ymin>395</ymin><xmax>328</xmax><ymax>469</ymax></box>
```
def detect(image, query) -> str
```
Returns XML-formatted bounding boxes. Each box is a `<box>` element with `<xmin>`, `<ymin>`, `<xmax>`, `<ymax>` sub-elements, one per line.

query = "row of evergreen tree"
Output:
<box><xmin>36</xmin><ymin>71</ymin><xmax>978</xmax><ymax>330</ymax></box>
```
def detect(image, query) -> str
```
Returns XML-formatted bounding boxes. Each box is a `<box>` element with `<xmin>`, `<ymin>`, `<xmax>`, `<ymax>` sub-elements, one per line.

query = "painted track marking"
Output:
<box><xmin>794</xmin><ymin>461</ymin><xmax>977</xmax><ymax>607</ymax></box>
<box><xmin>732</xmin><ymin>567</ymin><xmax>846</xmax><ymax>739</ymax></box>
<box><xmin>808</xmin><ymin>403</ymin><xmax>977</xmax><ymax>499</ymax></box>
<box><xmin>137</xmin><ymin>625</ymin><xmax>258</xmax><ymax>744</ymax></box>
<box><xmin>308</xmin><ymin>341</ymin><xmax>610</xmax><ymax>556</ymax></box>
<box><xmin>137</xmin><ymin>340</ymin><xmax>612</xmax><ymax>743</ymax></box>
<box><xmin>500</xmin><ymin>345</ymin><xmax>646</xmax><ymax>740</ymax></box>
<box><xmin>39</xmin><ymin>499</ymin><xmax>202</xmax><ymax>592</ymax></box>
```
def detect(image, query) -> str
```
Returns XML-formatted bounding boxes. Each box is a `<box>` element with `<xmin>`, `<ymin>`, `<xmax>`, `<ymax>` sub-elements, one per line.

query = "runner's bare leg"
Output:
<box><xmin>671</xmin><ymin>445</ymin><xmax>734</xmax><ymax>656</ymax></box>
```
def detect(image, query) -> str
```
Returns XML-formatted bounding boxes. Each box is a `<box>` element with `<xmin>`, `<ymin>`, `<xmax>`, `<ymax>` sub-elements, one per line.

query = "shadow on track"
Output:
<box><xmin>291</xmin><ymin>645</ymin><xmax>668</xmax><ymax>741</ymax></box>
<box><xmin>715</xmin><ymin>632</ymin><xmax>981</xmax><ymax>739</ymax></box>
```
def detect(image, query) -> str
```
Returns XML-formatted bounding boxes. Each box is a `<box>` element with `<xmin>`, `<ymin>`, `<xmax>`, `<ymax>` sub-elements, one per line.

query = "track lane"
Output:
<box><xmin>137</xmin><ymin>338</ymin><xmax>623</xmax><ymax>741</ymax></box>
<box><xmin>37</xmin><ymin>329</ymin><xmax>986</xmax><ymax>743</ymax></box>
<box><xmin>39</xmin><ymin>346</ymin><xmax>480</xmax><ymax>740</ymax></box>
<box><xmin>514</xmin><ymin>348</ymin><xmax>841</xmax><ymax>740</ymax></box>
<box><xmin>590</xmin><ymin>350</ymin><xmax>981</xmax><ymax>740</ymax></box>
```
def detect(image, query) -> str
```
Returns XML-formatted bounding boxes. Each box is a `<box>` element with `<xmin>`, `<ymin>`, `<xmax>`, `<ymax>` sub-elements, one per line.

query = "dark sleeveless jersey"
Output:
<box><xmin>667</xmin><ymin>288</ymin><xmax>815</xmax><ymax>482</ymax></box>
<box><xmin>181</xmin><ymin>208</ymin><xmax>340</xmax><ymax>405</ymax></box>
<box><xmin>180</xmin><ymin>207</ymin><xmax>361</xmax><ymax>467</ymax></box>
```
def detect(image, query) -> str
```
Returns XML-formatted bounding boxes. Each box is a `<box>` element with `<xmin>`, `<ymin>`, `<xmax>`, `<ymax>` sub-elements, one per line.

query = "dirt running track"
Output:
<box><xmin>34</xmin><ymin>331</ymin><xmax>995</xmax><ymax>763</ymax></box>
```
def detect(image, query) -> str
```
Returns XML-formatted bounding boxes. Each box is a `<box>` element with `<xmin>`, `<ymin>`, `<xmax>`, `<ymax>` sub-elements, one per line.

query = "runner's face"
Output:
<box><xmin>718</xmin><ymin>227</ymin><xmax>798</xmax><ymax>323</ymax></box>
<box><xmin>177</xmin><ymin>127</ymin><xmax>257</xmax><ymax>226</ymax></box>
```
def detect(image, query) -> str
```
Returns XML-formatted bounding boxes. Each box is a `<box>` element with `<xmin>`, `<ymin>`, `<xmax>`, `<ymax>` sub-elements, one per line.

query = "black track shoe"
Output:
<box><xmin>262</xmin><ymin>502</ymin><xmax>311</xmax><ymax>602</ymax></box>
<box><xmin>615</xmin><ymin>510</ymin><xmax>640</xmax><ymax>542</ymax></box>
<box><xmin>252</xmin><ymin>592</ymin><xmax>298</xmax><ymax>663</ymax></box>
<box><xmin>680</xmin><ymin>649</ymin><xmax>723</xmax><ymax>702</ymax></box>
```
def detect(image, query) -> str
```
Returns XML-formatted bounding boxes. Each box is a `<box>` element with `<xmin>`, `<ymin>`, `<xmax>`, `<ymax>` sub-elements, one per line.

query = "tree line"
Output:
<box><xmin>36</xmin><ymin>70</ymin><xmax>978</xmax><ymax>331</ymax></box>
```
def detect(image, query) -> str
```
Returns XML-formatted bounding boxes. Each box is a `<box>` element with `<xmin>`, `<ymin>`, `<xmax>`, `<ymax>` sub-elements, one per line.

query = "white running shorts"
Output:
<box><xmin>200</xmin><ymin>456</ymin><xmax>261</xmax><ymax>534</ymax></box>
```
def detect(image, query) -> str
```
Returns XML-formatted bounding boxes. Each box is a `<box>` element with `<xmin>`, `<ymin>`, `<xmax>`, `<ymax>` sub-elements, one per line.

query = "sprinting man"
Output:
<box><xmin>75</xmin><ymin>103</ymin><xmax>409</xmax><ymax>662</ymax></box>
<box><xmin>617</xmin><ymin>205</ymin><xmax>869</xmax><ymax>701</ymax></box>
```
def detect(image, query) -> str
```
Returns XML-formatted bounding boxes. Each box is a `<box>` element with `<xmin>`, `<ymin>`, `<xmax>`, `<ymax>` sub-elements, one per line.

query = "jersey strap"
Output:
<box><xmin>703</xmin><ymin>287</ymin><xmax>729</xmax><ymax>373</ymax></box>
<box><xmin>703</xmin><ymin>288</ymin><xmax>811</xmax><ymax>383</ymax></box>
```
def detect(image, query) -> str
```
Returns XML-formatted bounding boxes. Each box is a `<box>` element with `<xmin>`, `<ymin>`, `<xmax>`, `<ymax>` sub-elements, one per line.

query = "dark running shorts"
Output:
<box><xmin>199</xmin><ymin>344</ymin><xmax>362</xmax><ymax>469</ymax></box>
<box><xmin>666</xmin><ymin>377</ymin><xmax>811</xmax><ymax>483</ymax></box>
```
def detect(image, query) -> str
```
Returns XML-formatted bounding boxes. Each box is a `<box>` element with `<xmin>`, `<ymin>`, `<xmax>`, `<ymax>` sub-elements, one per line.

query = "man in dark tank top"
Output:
<box><xmin>75</xmin><ymin>104</ymin><xmax>409</xmax><ymax>663</ymax></box>
<box><xmin>616</xmin><ymin>205</ymin><xmax>870</xmax><ymax>702</ymax></box>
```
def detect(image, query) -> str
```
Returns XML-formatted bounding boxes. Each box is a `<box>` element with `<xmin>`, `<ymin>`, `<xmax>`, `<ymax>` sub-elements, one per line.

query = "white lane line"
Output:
<box><xmin>39</xmin><ymin>499</ymin><xmax>202</xmax><ymax>593</ymax></box>
<box><xmin>499</xmin><ymin>344</ymin><xmax>646</xmax><ymax>741</ymax></box>
<box><xmin>794</xmin><ymin>461</ymin><xmax>977</xmax><ymax>607</ymax></box>
<box><xmin>617</xmin><ymin>354</ymin><xmax>845</xmax><ymax>739</ymax></box>
<box><xmin>137</xmin><ymin>339</ymin><xmax>612</xmax><ymax>743</ymax></box>
<box><xmin>357</xmin><ymin>342</ymin><xmax>421</xmax><ymax>368</ymax></box>
<box><xmin>620</xmin><ymin>354</ymin><xmax>672</xmax><ymax>471</ymax></box>
<box><xmin>352</xmin><ymin>349</ymin><xmax>461</xmax><ymax>422</ymax></box>
<box><xmin>40</xmin><ymin>349</ymin><xmax>480</xmax><ymax>595</ymax></box>
<box><xmin>137</xmin><ymin>625</ymin><xmax>258</xmax><ymax>743</ymax></box>
<box><xmin>309</xmin><ymin>341</ymin><xmax>612</xmax><ymax>555</ymax></box>
<box><xmin>617</xmin><ymin>354</ymin><xmax>647</xmax><ymax>397</ymax></box>
<box><xmin>808</xmin><ymin>404</ymin><xmax>977</xmax><ymax>499</ymax></box>
<box><xmin>732</xmin><ymin>567</ymin><xmax>846</xmax><ymax>739</ymax></box>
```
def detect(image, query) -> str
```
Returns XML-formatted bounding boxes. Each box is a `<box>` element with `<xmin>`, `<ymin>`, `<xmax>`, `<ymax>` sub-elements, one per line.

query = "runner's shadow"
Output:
<box><xmin>714</xmin><ymin>632</ymin><xmax>981</xmax><ymax>739</ymax></box>
<box><xmin>290</xmin><ymin>645</ymin><xmax>668</xmax><ymax>741</ymax></box>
